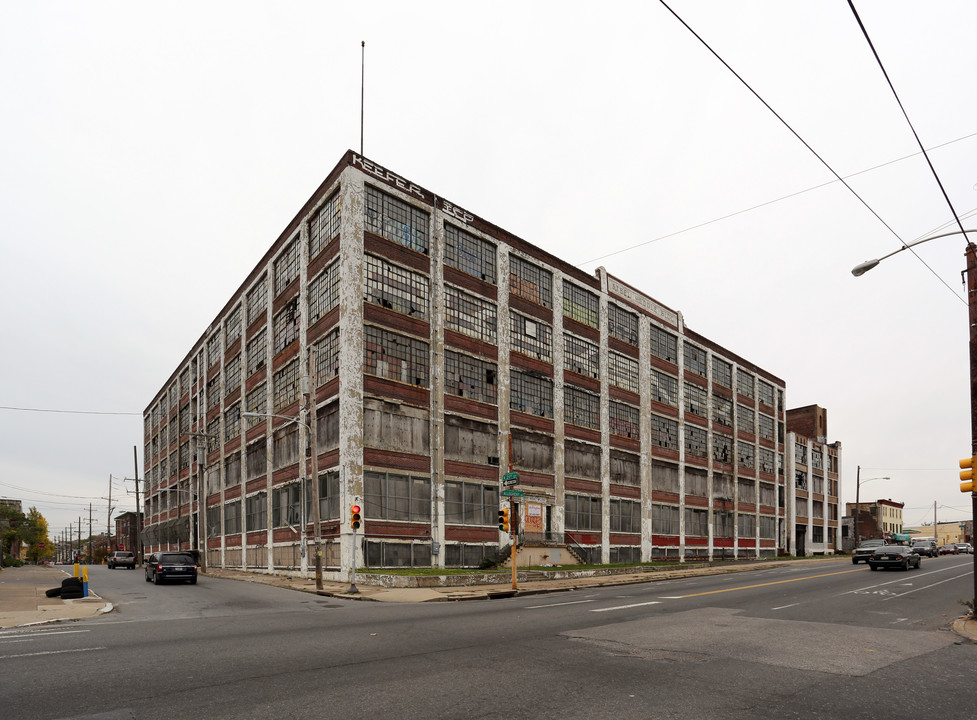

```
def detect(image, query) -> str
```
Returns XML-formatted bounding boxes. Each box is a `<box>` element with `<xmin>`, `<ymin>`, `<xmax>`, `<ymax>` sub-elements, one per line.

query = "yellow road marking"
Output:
<box><xmin>678</xmin><ymin>568</ymin><xmax>864</xmax><ymax>598</ymax></box>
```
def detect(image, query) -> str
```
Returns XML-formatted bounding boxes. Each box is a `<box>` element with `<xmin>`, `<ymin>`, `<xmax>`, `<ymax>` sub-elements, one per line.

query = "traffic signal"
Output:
<box><xmin>350</xmin><ymin>504</ymin><xmax>362</xmax><ymax>530</ymax></box>
<box><xmin>961</xmin><ymin>456</ymin><xmax>977</xmax><ymax>493</ymax></box>
<box><xmin>498</xmin><ymin>508</ymin><xmax>510</xmax><ymax>532</ymax></box>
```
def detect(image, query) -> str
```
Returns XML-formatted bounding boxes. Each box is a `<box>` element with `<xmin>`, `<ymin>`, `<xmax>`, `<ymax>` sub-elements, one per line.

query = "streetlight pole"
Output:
<box><xmin>854</xmin><ymin>466</ymin><xmax>889</xmax><ymax>545</ymax></box>
<box><xmin>853</xmin><ymin>229</ymin><xmax>977</xmax><ymax>608</ymax></box>
<box><xmin>243</xmin><ymin>410</ymin><xmax>322</xmax><ymax>591</ymax></box>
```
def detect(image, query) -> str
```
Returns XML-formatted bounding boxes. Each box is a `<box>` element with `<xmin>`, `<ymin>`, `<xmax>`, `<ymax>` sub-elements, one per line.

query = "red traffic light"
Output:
<box><xmin>350</xmin><ymin>504</ymin><xmax>362</xmax><ymax>530</ymax></box>
<box><xmin>351</xmin><ymin>505</ymin><xmax>361</xmax><ymax>514</ymax></box>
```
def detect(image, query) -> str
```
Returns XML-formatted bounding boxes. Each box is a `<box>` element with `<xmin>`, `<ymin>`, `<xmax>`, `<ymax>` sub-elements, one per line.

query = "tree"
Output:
<box><xmin>1</xmin><ymin>504</ymin><xmax>26</xmax><ymax>561</ymax></box>
<box><xmin>23</xmin><ymin>507</ymin><xmax>53</xmax><ymax>563</ymax></box>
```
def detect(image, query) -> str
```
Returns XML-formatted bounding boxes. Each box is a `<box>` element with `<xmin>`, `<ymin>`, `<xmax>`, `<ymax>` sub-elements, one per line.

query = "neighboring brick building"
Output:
<box><xmin>846</xmin><ymin>499</ymin><xmax>904</xmax><ymax>541</ymax></box>
<box><xmin>142</xmin><ymin>151</ymin><xmax>840</xmax><ymax>579</ymax></box>
<box><xmin>113</xmin><ymin>511</ymin><xmax>142</xmax><ymax>554</ymax></box>
<box><xmin>786</xmin><ymin>405</ymin><xmax>842</xmax><ymax>555</ymax></box>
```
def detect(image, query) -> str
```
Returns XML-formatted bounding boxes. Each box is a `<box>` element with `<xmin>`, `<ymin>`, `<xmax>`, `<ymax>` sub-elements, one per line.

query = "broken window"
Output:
<box><xmin>510</xmin><ymin>311</ymin><xmax>552</xmax><ymax>361</ymax></box>
<box><xmin>508</xmin><ymin>254</ymin><xmax>552</xmax><ymax>307</ymax></box>
<box><xmin>445</xmin><ymin>286</ymin><xmax>497</xmax><ymax>343</ymax></box>
<box><xmin>310</xmin><ymin>191</ymin><xmax>340</xmax><ymax>259</ymax></box>
<box><xmin>445</xmin><ymin>350</ymin><xmax>497</xmax><ymax>405</ymax></box>
<box><xmin>757</xmin><ymin>379</ymin><xmax>774</xmax><ymax>407</ymax></box>
<box><xmin>563</xmin><ymin>280</ymin><xmax>599</xmax><ymax>327</ymax></box>
<box><xmin>651</xmin><ymin>415</ymin><xmax>678</xmax><ymax>450</ymax></box>
<box><xmin>713</xmin><ymin>433</ymin><xmax>732</xmax><ymax>464</ymax></box>
<box><xmin>445</xmin><ymin>223</ymin><xmax>496</xmax><ymax>283</ymax></box>
<box><xmin>224</xmin><ymin>403</ymin><xmax>241</xmax><ymax>442</ymax></box>
<box><xmin>312</xmin><ymin>328</ymin><xmax>340</xmax><ymax>387</ymax></box>
<box><xmin>608</xmin><ymin>352</ymin><xmax>638</xmax><ymax>393</ymax></box>
<box><xmin>364</xmin><ymin>326</ymin><xmax>429</xmax><ymax>387</ymax></box>
<box><xmin>609</xmin><ymin>401</ymin><xmax>638</xmax><ymax>439</ymax></box>
<box><xmin>274</xmin><ymin>236</ymin><xmax>300</xmax><ymax>295</ymax></box>
<box><xmin>608</xmin><ymin>303</ymin><xmax>638</xmax><ymax>345</ymax></box>
<box><xmin>736</xmin><ymin>369</ymin><xmax>755</xmax><ymax>398</ymax></box>
<box><xmin>712</xmin><ymin>356</ymin><xmax>732</xmax><ymax>388</ymax></box>
<box><xmin>651</xmin><ymin>369</ymin><xmax>678</xmax><ymax>407</ymax></box>
<box><xmin>273</xmin><ymin>359</ymin><xmax>300</xmax><ymax>412</ymax></box>
<box><xmin>309</xmin><ymin>260</ymin><xmax>339</xmax><ymax>326</ymax></box>
<box><xmin>684</xmin><ymin>382</ymin><xmax>707</xmax><ymax>417</ymax></box>
<box><xmin>564</xmin><ymin>333</ymin><xmax>599</xmax><ymax>378</ymax></box>
<box><xmin>713</xmin><ymin>395</ymin><xmax>732</xmax><ymax>427</ymax></box>
<box><xmin>246</xmin><ymin>328</ymin><xmax>267</xmax><ymax>377</ymax></box>
<box><xmin>247</xmin><ymin>274</ymin><xmax>268</xmax><ymax>325</ymax></box>
<box><xmin>738</xmin><ymin>441</ymin><xmax>755</xmax><ymax>469</ymax></box>
<box><xmin>565</xmin><ymin>387</ymin><xmax>600</xmax><ymax>430</ymax></box>
<box><xmin>510</xmin><ymin>370</ymin><xmax>553</xmax><ymax>418</ymax></box>
<box><xmin>737</xmin><ymin>404</ymin><xmax>755</xmax><ymax>434</ymax></box>
<box><xmin>685</xmin><ymin>343</ymin><xmax>707</xmax><ymax>377</ymax></box>
<box><xmin>225</xmin><ymin>354</ymin><xmax>242</xmax><ymax>396</ymax></box>
<box><xmin>364</xmin><ymin>184</ymin><xmax>429</xmax><ymax>254</ymax></box>
<box><xmin>758</xmin><ymin>447</ymin><xmax>775</xmax><ymax>474</ymax></box>
<box><xmin>685</xmin><ymin>425</ymin><xmax>707</xmax><ymax>459</ymax></box>
<box><xmin>225</xmin><ymin>304</ymin><xmax>242</xmax><ymax>347</ymax></box>
<box><xmin>272</xmin><ymin>298</ymin><xmax>300</xmax><ymax>355</ymax></box>
<box><xmin>364</xmin><ymin>254</ymin><xmax>429</xmax><ymax>319</ymax></box>
<box><xmin>758</xmin><ymin>413</ymin><xmax>774</xmax><ymax>441</ymax></box>
<box><xmin>649</xmin><ymin>324</ymin><xmax>677</xmax><ymax>363</ymax></box>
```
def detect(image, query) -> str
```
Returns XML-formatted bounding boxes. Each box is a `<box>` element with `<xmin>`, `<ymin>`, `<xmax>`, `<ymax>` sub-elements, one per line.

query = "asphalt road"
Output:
<box><xmin>2</xmin><ymin>557</ymin><xmax>975</xmax><ymax>720</ymax></box>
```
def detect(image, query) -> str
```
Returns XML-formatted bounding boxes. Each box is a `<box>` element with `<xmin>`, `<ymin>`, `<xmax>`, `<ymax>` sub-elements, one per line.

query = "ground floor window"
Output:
<box><xmin>365</xmin><ymin>541</ymin><xmax>432</xmax><ymax>568</ymax></box>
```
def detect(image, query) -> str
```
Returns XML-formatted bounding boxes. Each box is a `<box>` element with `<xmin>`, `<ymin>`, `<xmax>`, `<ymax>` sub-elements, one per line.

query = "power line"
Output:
<box><xmin>0</xmin><ymin>405</ymin><xmax>141</xmax><ymax>416</ymax></box>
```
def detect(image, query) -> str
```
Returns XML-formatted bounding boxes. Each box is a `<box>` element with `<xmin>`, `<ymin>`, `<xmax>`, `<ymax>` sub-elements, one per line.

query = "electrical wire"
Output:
<box><xmin>656</xmin><ymin>0</ymin><xmax>959</xmax><ymax>301</ymax></box>
<box><xmin>0</xmin><ymin>405</ymin><xmax>141</xmax><ymax>416</ymax></box>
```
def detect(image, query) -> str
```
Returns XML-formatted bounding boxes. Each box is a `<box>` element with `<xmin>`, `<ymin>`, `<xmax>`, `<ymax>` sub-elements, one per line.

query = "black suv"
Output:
<box><xmin>911</xmin><ymin>540</ymin><xmax>939</xmax><ymax>558</ymax></box>
<box><xmin>107</xmin><ymin>551</ymin><xmax>136</xmax><ymax>569</ymax></box>
<box><xmin>144</xmin><ymin>552</ymin><xmax>198</xmax><ymax>585</ymax></box>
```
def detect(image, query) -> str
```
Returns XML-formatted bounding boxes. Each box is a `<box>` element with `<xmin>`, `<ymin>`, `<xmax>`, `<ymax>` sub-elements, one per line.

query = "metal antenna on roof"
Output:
<box><xmin>360</xmin><ymin>41</ymin><xmax>365</xmax><ymax>156</ymax></box>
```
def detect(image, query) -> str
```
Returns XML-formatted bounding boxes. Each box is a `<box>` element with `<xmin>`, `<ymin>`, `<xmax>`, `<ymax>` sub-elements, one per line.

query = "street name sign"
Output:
<box><xmin>502</xmin><ymin>489</ymin><xmax>524</xmax><ymax>497</ymax></box>
<box><xmin>502</xmin><ymin>472</ymin><xmax>519</xmax><ymax>487</ymax></box>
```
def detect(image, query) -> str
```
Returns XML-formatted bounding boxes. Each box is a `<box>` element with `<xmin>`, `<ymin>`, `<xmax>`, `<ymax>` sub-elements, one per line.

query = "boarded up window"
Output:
<box><xmin>316</xmin><ymin>401</ymin><xmax>339</xmax><ymax>450</ymax></box>
<box><xmin>652</xmin><ymin>460</ymin><xmax>679</xmax><ymax>493</ymax></box>
<box><xmin>511</xmin><ymin>429</ymin><xmax>553</xmax><ymax>472</ymax></box>
<box><xmin>444</xmin><ymin>415</ymin><xmax>498</xmax><ymax>465</ymax></box>
<box><xmin>565</xmin><ymin>440</ymin><xmax>600</xmax><ymax>480</ymax></box>
<box><xmin>363</xmin><ymin>398</ymin><xmax>430</xmax><ymax>455</ymax></box>
<box><xmin>610</xmin><ymin>450</ymin><xmax>639</xmax><ymax>487</ymax></box>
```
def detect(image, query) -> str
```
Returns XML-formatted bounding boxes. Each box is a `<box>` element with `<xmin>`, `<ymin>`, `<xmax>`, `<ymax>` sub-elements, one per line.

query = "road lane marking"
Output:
<box><xmin>526</xmin><ymin>599</ymin><xmax>595</xmax><ymax>609</ymax></box>
<box><xmin>882</xmin><ymin>571</ymin><xmax>972</xmax><ymax>600</ymax></box>
<box><xmin>772</xmin><ymin>603</ymin><xmax>800</xmax><ymax>610</ymax></box>
<box><xmin>591</xmin><ymin>601</ymin><xmax>662</xmax><ymax>612</ymax></box>
<box><xmin>0</xmin><ymin>647</ymin><xmax>106</xmax><ymax>660</ymax></box>
<box><xmin>671</xmin><ymin>568</ymin><xmax>863</xmax><ymax>598</ymax></box>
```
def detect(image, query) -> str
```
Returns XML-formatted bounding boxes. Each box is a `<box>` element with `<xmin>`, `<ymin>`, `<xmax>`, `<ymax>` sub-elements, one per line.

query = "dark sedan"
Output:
<box><xmin>868</xmin><ymin>545</ymin><xmax>920</xmax><ymax>571</ymax></box>
<box><xmin>145</xmin><ymin>551</ymin><xmax>198</xmax><ymax>585</ymax></box>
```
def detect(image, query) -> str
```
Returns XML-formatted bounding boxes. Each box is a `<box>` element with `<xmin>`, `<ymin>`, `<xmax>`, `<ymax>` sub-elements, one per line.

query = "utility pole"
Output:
<box><xmin>88</xmin><ymin>503</ymin><xmax>93</xmax><ymax>561</ymax></box>
<box><xmin>134</xmin><ymin>445</ymin><xmax>142</xmax><ymax>566</ymax></box>
<box><xmin>108</xmin><ymin>475</ymin><xmax>113</xmax><ymax>550</ymax></box>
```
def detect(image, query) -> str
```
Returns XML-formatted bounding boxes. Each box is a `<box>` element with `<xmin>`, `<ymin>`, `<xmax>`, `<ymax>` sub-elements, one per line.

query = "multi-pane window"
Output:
<box><xmin>758</xmin><ymin>447</ymin><xmax>775</xmax><ymax>474</ymax></box>
<box><xmin>737</xmin><ymin>404</ymin><xmax>755</xmax><ymax>434</ymax></box>
<box><xmin>247</xmin><ymin>276</ymin><xmax>267</xmax><ymax>326</ymax></box>
<box><xmin>508</xmin><ymin>254</ymin><xmax>552</xmax><ymax>307</ymax></box>
<box><xmin>684</xmin><ymin>382</ymin><xmax>707</xmax><ymax>416</ymax></box>
<box><xmin>795</xmin><ymin>470</ymin><xmax>808</xmax><ymax>490</ymax></box>
<box><xmin>654</xmin><ymin>461</ymin><xmax>680</xmax><ymax>493</ymax></box>
<box><xmin>510</xmin><ymin>370</ymin><xmax>553</xmax><ymax>418</ymax></box>
<box><xmin>686</xmin><ymin>468</ymin><xmax>708</xmax><ymax>496</ymax></box>
<box><xmin>445</xmin><ymin>286</ymin><xmax>497</xmax><ymax>343</ymax></box>
<box><xmin>314</xmin><ymin>471</ymin><xmax>340</xmax><ymax>522</ymax></box>
<box><xmin>224</xmin><ymin>403</ymin><xmax>241</xmax><ymax>442</ymax></box>
<box><xmin>207</xmin><ymin>333</ymin><xmax>221</xmax><ymax>368</ymax></box>
<box><xmin>444</xmin><ymin>481</ymin><xmax>499</xmax><ymax>525</ymax></box>
<box><xmin>610</xmin><ymin>498</ymin><xmax>640</xmax><ymax>533</ymax></box>
<box><xmin>364</xmin><ymin>471</ymin><xmax>432</xmax><ymax>521</ymax></box>
<box><xmin>736</xmin><ymin>369</ymin><xmax>755</xmax><ymax>398</ymax></box>
<box><xmin>758</xmin><ymin>414</ymin><xmax>774</xmax><ymax>441</ymax></box>
<box><xmin>713</xmin><ymin>395</ymin><xmax>733</xmax><ymax>427</ymax></box>
<box><xmin>563</xmin><ymin>281</ymin><xmax>599</xmax><ymax>328</ymax></box>
<box><xmin>206</xmin><ymin>506</ymin><xmax>220</xmax><ymax>537</ymax></box>
<box><xmin>274</xmin><ymin>237</ymin><xmax>300</xmax><ymax>295</ymax></box>
<box><xmin>309</xmin><ymin>192</ymin><xmax>340</xmax><ymax>259</ymax></box>
<box><xmin>652</xmin><ymin>415</ymin><xmax>678</xmax><ymax>450</ymax></box>
<box><xmin>565</xmin><ymin>494</ymin><xmax>602</xmax><ymax>531</ymax></box>
<box><xmin>795</xmin><ymin>442</ymin><xmax>808</xmax><ymax>465</ymax></box>
<box><xmin>737</xmin><ymin>513</ymin><xmax>756</xmax><ymax>537</ymax></box>
<box><xmin>273</xmin><ymin>298</ymin><xmax>300</xmax><ymax>355</ymax></box>
<box><xmin>759</xmin><ymin>515</ymin><xmax>776</xmax><ymax>539</ymax></box>
<box><xmin>206</xmin><ymin>418</ymin><xmax>220</xmax><ymax>453</ymax></box>
<box><xmin>649</xmin><ymin>325</ymin><xmax>678</xmax><ymax>363</ymax></box>
<box><xmin>273</xmin><ymin>359</ymin><xmax>300</xmax><ymax>412</ymax></box>
<box><xmin>685</xmin><ymin>343</ymin><xmax>707</xmax><ymax>377</ymax></box>
<box><xmin>758</xmin><ymin>380</ymin><xmax>774</xmax><ymax>407</ymax></box>
<box><xmin>608</xmin><ymin>303</ymin><xmax>638</xmax><ymax>345</ymax></box>
<box><xmin>273</xmin><ymin>425</ymin><xmax>299</xmax><ymax>470</ymax></box>
<box><xmin>224</xmin><ymin>500</ymin><xmax>242</xmax><ymax>535</ymax></box>
<box><xmin>365</xmin><ymin>254</ymin><xmax>429</xmax><ymax>319</ymax></box>
<box><xmin>608</xmin><ymin>401</ymin><xmax>638</xmax><ymax>438</ymax></box>
<box><xmin>758</xmin><ymin>482</ymin><xmax>776</xmax><ymax>506</ymax></box>
<box><xmin>685</xmin><ymin>507</ymin><xmax>709</xmax><ymax>537</ymax></box>
<box><xmin>179</xmin><ymin>404</ymin><xmax>190</xmax><ymax>435</ymax></box>
<box><xmin>653</xmin><ymin>504</ymin><xmax>680</xmax><ymax>534</ymax></box>
<box><xmin>312</xmin><ymin>329</ymin><xmax>340</xmax><ymax>386</ymax></box>
<box><xmin>365</xmin><ymin>185</ymin><xmax>429</xmax><ymax>254</ymax></box>
<box><xmin>713</xmin><ymin>433</ymin><xmax>733</xmax><ymax>464</ymax></box>
<box><xmin>738</xmin><ymin>440</ymin><xmax>755</xmax><ymax>469</ymax></box>
<box><xmin>246</xmin><ymin>328</ymin><xmax>267</xmax><ymax>377</ymax></box>
<box><xmin>714</xmin><ymin>473</ymin><xmax>734</xmax><ymax>500</ymax></box>
<box><xmin>445</xmin><ymin>224</ymin><xmax>496</xmax><ymax>283</ymax></box>
<box><xmin>206</xmin><ymin>373</ymin><xmax>221</xmax><ymax>408</ymax></box>
<box><xmin>272</xmin><ymin>483</ymin><xmax>302</xmax><ymax>528</ymax></box>
<box><xmin>245</xmin><ymin>383</ymin><xmax>266</xmax><ymax>429</ymax></box>
<box><xmin>444</xmin><ymin>351</ymin><xmax>498</xmax><ymax>405</ymax></box>
<box><xmin>509</xmin><ymin>312</ymin><xmax>552</xmax><ymax>361</ymax></box>
<box><xmin>812</xmin><ymin>449</ymin><xmax>823</xmax><ymax>470</ymax></box>
<box><xmin>364</xmin><ymin>326</ymin><xmax>430</xmax><ymax>387</ymax></box>
<box><xmin>651</xmin><ymin>369</ymin><xmax>678</xmax><ymax>407</ymax></box>
<box><xmin>225</xmin><ymin>354</ymin><xmax>242</xmax><ymax>396</ymax></box>
<box><xmin>246</xmin><ymin>440</ymin><xmax>267</xmax><ymax>480</ymax></box>
<box><xmin>225</xmin><ymin>305</ymin><xmax>242</xmax><ymax>347</ymax></box>
<box><xmin>246</xmin><ymin>492</ymin><xmax>267</xmax><ymax>531</ymax></box>
<box><xmin>565</xmin><ymin>387</ymin><xmax>600</xmax><ymax>430</ymax></box>
<box><xmin>309</xmin><ymin>261</ymin><xmax>339</xmax><ymax>326</ymax></box>
<box><xmin>608</xmin><ymin>352</ymin><xmax>638</xmax><ymax>393</ymax></box>
<box><xmin>712</xmin><ymin>357</ymin><xmax>732</xmax><ymax>388</ymax></box>
<box><xmin>685</xmin><ymin>425</ymin><xmax>708</xmax><ymax>459</ymax></box>
<box><xmin>564</xmin><ymin>334</ymin><xmax>599</xmax><ymax>378</ymax></box>
<box><xmin>739</xmin><ymin>478</ymin><xmax>756</xmax><ymax>502</ymax></box>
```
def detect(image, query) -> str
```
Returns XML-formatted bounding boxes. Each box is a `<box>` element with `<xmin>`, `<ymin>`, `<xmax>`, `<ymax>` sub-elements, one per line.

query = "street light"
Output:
<box><xmin>853</xmin><ymin>465</ymin><xmax>889</xmax><ymax>545</ymax></box>
<box><xmin>853</xmin><ymin>228</ymin><xmax>977</xmax><ymax>610</ymax></box>
<box><xmin>242</xmin><ymin>409</ymin><xmax>323</xmax><ymax>591</ymax></box>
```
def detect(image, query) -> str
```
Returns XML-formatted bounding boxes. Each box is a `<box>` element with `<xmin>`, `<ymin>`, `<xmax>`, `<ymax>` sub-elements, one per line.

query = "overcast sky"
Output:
<box><xmin>2</xmin><ymin>1</ymin><xmax>976</xmax><ymax>540</ymax></box>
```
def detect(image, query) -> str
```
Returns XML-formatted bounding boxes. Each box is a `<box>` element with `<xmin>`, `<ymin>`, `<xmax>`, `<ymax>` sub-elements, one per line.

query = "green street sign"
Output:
<box><xmin>502</xmin><ymin>489</ymin><xmax>524</xmax><ymax>497</ymax></box>
<box><xmin>502</xmin><ymin>472</ymin><xmax>519</xmax><ymax>487</ymax></box>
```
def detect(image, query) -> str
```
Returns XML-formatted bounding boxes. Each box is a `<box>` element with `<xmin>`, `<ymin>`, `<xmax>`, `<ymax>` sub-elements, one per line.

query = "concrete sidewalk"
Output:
<box><xmin>0</xmin><ymin>565</ymin><xmax>113</xmax><ymax>629</ymax></box>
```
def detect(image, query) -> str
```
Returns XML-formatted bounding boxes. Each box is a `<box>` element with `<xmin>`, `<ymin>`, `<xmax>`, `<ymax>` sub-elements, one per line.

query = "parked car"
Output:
<box><xmin>939</xmin><ymin>544</ymin><xmax>958</xmax><ymax>555</ymax></box>
<box><xmin>144</xmin><ymin>552</ymin><xmax>198</xmax><ymax>585</ymax></box>
<box><xmin>911</xmin><ymin>540</ymin><xmax>939</xmax><ymax>558</ymax></box>
<box><xmin>868</xmin><ymin>545</ymin><xmax>921</xmax><ymax>571</ymax></box>
<box><xmin>107</xmin><ymin>551</ymin><xmax>136</xmax><ymax>569</ymax></box>
<box><xmin>955</xmin><ymin>543</ymin><xmax>974</xmax><ymax>554</ymax></box>
<box><xmin>852</xmin><ymin>539</ymin><xmax>886</xmax><ymax>564</ymax></box>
